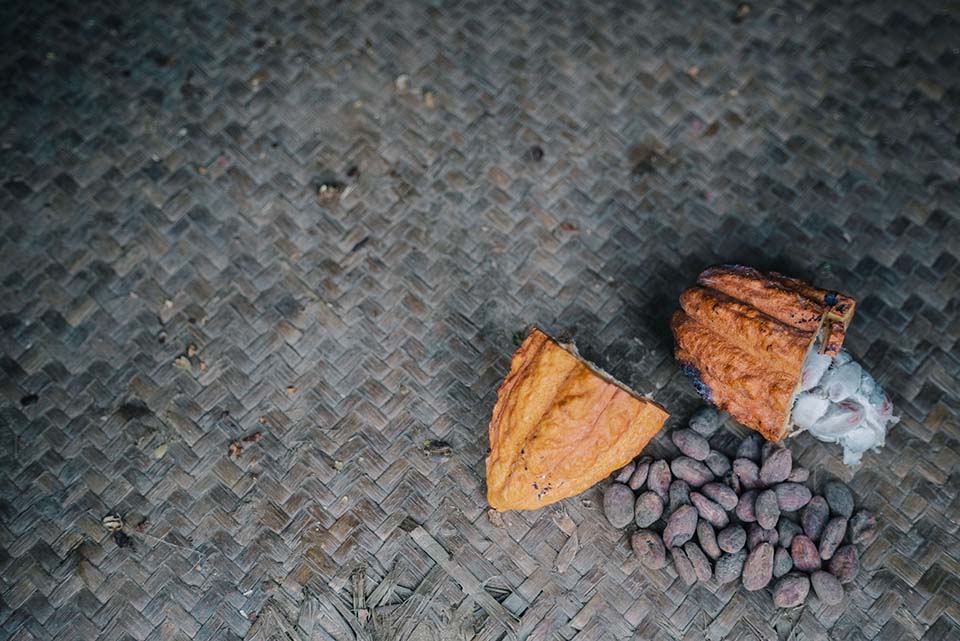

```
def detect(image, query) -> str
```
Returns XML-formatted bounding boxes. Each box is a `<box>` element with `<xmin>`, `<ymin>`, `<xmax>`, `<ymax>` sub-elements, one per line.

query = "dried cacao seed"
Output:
<box><xmin>684</xmin><ymin>541</ymin><xmax>712</xmax><ymax>582</ymax></box>
<box><xmin>733</xmin><ymin>458</ymin><xmax>761</xmax><ymax>489</ymax></box>
<box><xmin>775</xmin><ymin>482</ymin><xmax>812</xmax><ymax>512</ymax></box>
<box><xmin>773</xmin><ymin>572</ymin><xmax>809</xmax><ymax>608</ymax></box>
<box><xmin>671</xmin><ymin>546</ymin><xmax>697</xmax><ymax>586</ymax></box>
<box><xmin>615</xmin><ymin>461</ymin><xmax>636</xmax><ymax>483</ymax></box>
<box><xmin>689</xmin><ymin>406</ymin><xmax>721</xmax><ymax>437</ymax></box>
<box><xmin>670</xmin><ymin>456</ymin><xmax>713</xmax><ymax>487</ymax></box>
<box><xmin>603</xmin><ymin>483</ymin><xmax>635</xmax><ymax>528</ymax></box>
<box><xmin>848</xmin><ymin>510</ymin><xmax>877</xmax><ymax>546</ymax></box>
<box><xmin>759</xmin><ymin>447</ymin><xmax>792</xmax><ymax>486</ymax></box>
<box><xmin>671</xmin><ymin>428</ymin><xmax>710</xmax><ymax>461</ymax></box>
<box><xmin>828</xmin><ymin>545</ymin><xmax>859</xmax><ymax>584</ymax></box>
<box><xmin>778</xmin><ymin>518</ymin><xmax>802</xmax><ymax>549</ymax></box>
<box><xmin>773</xmin><ymin>547</ymin><xmax>793</xmax><ymax>578</ymax></box>
<box><xmin>705</xmin><ymin>450</ymin><xmax>732</xmax><ymax>477</ymax></box>
<box><xmin>647</xmin><ymin>460</ymin><xmax>671</xmax><ymax>502</ymax></box>
<box><xmin>702</xmin><ymin>482</ymin><xmax>738</xmax><ymax>511</ymax></box>
<box><xmin>802</xmin><ymin>496</ymin><xmax>830</xmax><ymax>541</ymax></box>
<box><xmin>690</xmin><ymin>492</ymin><xmax>729</xmax><ymax>528</ymax></box>
<box><xmin>668</xmin><ymin>479</ymin><xmax>691</xmax><ymax>514</ymax></box>
<box><xmin>697</xmin><ymin>520</ymin><xmax>721</xmax><ymax>560</ymax></box>
<box><xmin>632</xmin><ymin>530</ymin><xmax>667</xmax><ymax>570</ymax></box>
<box><xmin>819</xmin><ymin>517</ymin><xmax>847</xmax><ymax>561</ymax></box>
<box><xmin>755</xmin><ymin>489</ymin><xmax>781</xmax><ymax>530</ymax></box>
<box><xmin>717</xmin><ymin>525</ymin><xmax>746</xmax><ymax>554</ymax></box>
<box><xmin>737</xmin><ymin>433</ymin><xmax>764</xmax><ymax>463</ymax></box>
<box><xmin>628</xmin><ymin>457</ymin><xmax>651</xmax><ymax>490</ymax></box>
<box><xmin>791</xmin><ymin>535</ymin><xmax>821</xmax><ymax>573</ymax></box>
<box><xmin>634</xmin><ymin>491</ymin><xmax>663</xmax><ymax>528</ymax></box>
<box><xmin>663</xmin><ymin>505</ymin><xmax>698</xmax><ymax>548</ymax></box>
<box><xmin>824</xmin><ymin>481</ymin><xmax>854</xmax><ymax>518</ymax></box>
<box><xmin>811</xmin><ymin>570</ymin><xmax>844</xmax><ymax>605</ymax></box>
<box><xmin>787</xmin><ymin>466</ymin><xmax>809</xmax><ymax>483</ymax></box>
<box><xmin>715</xmin><ymin>550</ymin><xmax>747</xmax><ymax>584</ymax></box>
<box><xmin>748</xmin><ymin>523</ymin><xmax>779</xmax><ymax>550</ymax></box>
<box><xmin>736</xmin><ymin>490</ymin><xmax>758</xmax><ymax>523</ymax></box>
<box><xmin>742</xmin><ymin>542</ymin><xmax>774</xmax><ymax>591</ymax></box>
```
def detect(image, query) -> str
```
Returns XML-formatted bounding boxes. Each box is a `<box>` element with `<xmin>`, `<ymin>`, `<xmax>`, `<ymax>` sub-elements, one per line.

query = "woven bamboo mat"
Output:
<box><xmin>1</xmin><ymin>0</ymin><xmax>958</xmax><ymax>639</ymax></box>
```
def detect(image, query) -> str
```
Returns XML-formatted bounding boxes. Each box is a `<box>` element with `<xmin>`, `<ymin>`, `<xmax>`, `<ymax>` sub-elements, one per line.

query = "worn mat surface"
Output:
<box><xmin>1</xmin><ymin>0</ymin><xmax>959</xmax><ymax>639</ymax></box>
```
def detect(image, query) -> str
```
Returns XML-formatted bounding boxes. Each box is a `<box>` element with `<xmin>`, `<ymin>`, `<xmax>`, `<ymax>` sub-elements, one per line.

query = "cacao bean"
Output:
<box><xmin>737</xmin><ymin>433</ymin><xmax>764</xmax><ymax>463</ymax></box>
<box><xmin>663</xmin><ymin>505</ymin><xmax>698</xmax><ymax>548</ymax></box>
<box><xmin>690</xmin><ymin>492</ymin><xmax>729</xmax><ymax>528</ymax></box>
<box><xmin>631</xmin><ymin>530</ymin><xmax>667</xmax><ymax>570</ymax></box>
<box><xmin>773</xmin><ymin>573</ymin><xmax>810</xmax><ymax>608</ymax></box>
<box><xmin>724</xmin><ymin>469</ymin><xmax>741</xmax><ymax>494</ymax></box>
<box><xmin>828</xmin><ymin>545</ymin><xmax>859</xmax><ymax>584</ymax></box>
<box><xmin>819</xmin><ymin>517</ymin><xmax>847</xmax><ymax>561</ymax></box>
<box><xmin>742</xmin><ymin>542</ymin><xmax>774</xmax><ymax>591</ymax></box>
<box><xmin>701</xmin><ymin>482</ymin><xmax>738</xmax><ymax>511</ymax></box>
<box><xmin>670</xmin><ymin>456</ymin><xmax>713</xmax><ymax>487</ymax></box>
<box><xmin>778</xmin><ymin>518</ymin><xmax>802</xmax><ymax>548</ymax></box>
<box><xmin>733</xmin><ymin>458</ymin><xmax>761</xmax><ymax>489</ymax></box>
<box><xmin>755</xmin><ymin>489</ymin><xmax>781</xmax><ymax>530</ymax></box>
<box><xmin>671</xmin><ymin>428</ymin><xmax>710</xmax><ymax>461</ymax></box>
<box><xmin>634</xmin><ymin>491</ymin><xmax>663</xmax><ymax>528</ymax></box>
<box><xmin>705</xmin><ymin>450</ymin><xmax>732</xmax><ymax>477</ymax></box>
<box><xmin>603</xmin><ymin>483</ymin><xmax>635</xmax><ymax>528</ymax></box>
<box><xmin>787</xmin><ymin>466</ymin><xmax>809</xmax><ymax>483</ymax></box>
<box><xmin>775</xmin><ymin>482</ymin><xmax>812</xmax><ymax>512</ymax></box>
<box><xmin>811</xmin><ymin>570</ymin><xmax>844</xmax><ymax>606</ymax></box>
<box><xmin>748</xmin><ymin>523</ymin><xmax>779</xmax><ymax>550</ymax></box>
<box><xmin>697</xmin><ymin>520</ymin><xmax>721</xmax><ymax>560</ymax></box>
<box><xmin>689</xmin><ymin>406</ymin><xmax>721</xmax><ymax>437</ymax></box>
<box><xmin>848</xmin><ymin>510</ymin><xmax>877</xmax><ymax>546</ymax></box>
<box><xmin>715</xmin><ymin>550</ymin><xmax>747</xmax><ymax>584</ymax></box>
<box><xmin>668</xmin><ymin>479</ymin><xmax>691</xmax><ymax>514</ymax></box>
<box><xmin>824</xmin><ymin>481</ymin><xmax>855</xmax><ymax>518</ymax></box>
<box><xmin>773</xmin><ymin>547</ymin><xmax>793</xmax><ymax>578</ymax></box>
<box><xmin>761</xmin><ymin>441</ymin><xmax>778</xmax><ymax>464</ymax></box>
<box><xmin>615</xmin><ymin>461</ymin><xmax>636</xmax><ymax>483</ymax></box>
<box><xmin>671</xmin><ymin>546</ymin><xmax>697</xmax><ymax>586</ymax></box>
<box><xmin>647</xmin><ymin>459</ymin><xmax>672</xmax><ymax>502</ymax></box>
<box><xmin>759</xmin><ymin>447</ymin><xmax>792</xmax><ymax>486</ymax></box>
<box><xmin>790</xmin><ymin>535</ymin><xmax>821</xmax><ymax>573</ymax></box>
<box><xmin>684</xmin><ymin>541</ymin><xmax>712</xmax><ymax>582</ymax></box>
<box><xmin>735</xmin><ymin>490</ymin><xmax>758</xmax><ymax>523</ymax></box>
<box><xmin>628</xmin><ymin>457</ymin><xmax>651</xmax><ymax>490</ymax></box>
<box><xmin>802</xmin><ymin>496</ymin><xmax>830</xmax><ymax>541</ymax></box>
<box><xmin>717</xmin><ymin>525</ymin><xmax>746</xmax><ymax>554</ymax></box>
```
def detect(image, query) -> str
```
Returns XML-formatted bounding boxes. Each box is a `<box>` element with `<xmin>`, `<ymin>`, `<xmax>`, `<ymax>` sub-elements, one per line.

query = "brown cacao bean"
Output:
<box><xmin>684</xmin><ymin>541</ymin><xmax>712</xmax><ymax>582</ymax></box>
<box><xmin>663</xmin><ymin>505</ymin><xmax>698</xmax><ymax>548</ymax></box>
<box><xmin>603</xmin><ymin>483</ymin><xmax>635</xmax><ymax>528</ymax></box>
<box><xmin>628</xmin><ymin>456</ymin><xmax>651</xmax><ymax>490</ymax></box>
<box><xmin>615</xmin><ymin>461</ymin><xmax>636</xmax><ymax>483</ymax></box>
<box><xmin>759</xmin><ymin>447</ymin><xmax>792</xmax><ymax>486</ymax></box>
<box><xmin>705</xmin><ymin>450</ymin><xmax>732</xmax><ymax>477</ymax></box>
<box><xmin>802</xmin><ymin>496</ymin><xmax>830</xmax><ymax>541</ymax></box>
<box><xmin>790</xmin><ymin>535</ymin><xmax>821</xmax><ymax>573</ymax></box>
<box><xmin>670</xmin><ymin>456</ymin><xmax>713</xmax><ymax>487</ymax></box>
<box><xmin>748</xmin><ymin>523</ymin><xmax>779</xmax><ymax>550</ymax></box>
<box><xmin>689</xmin><ymin>406</ymin><xmax>721</xmax><ymax>437</ymax></box>
<box><xmin>848</xmin><ymin>510</ymin><xmax>877</xmax><ymax>546</ymax></box>
<box><xmin>671</xmin><ymin>428</ymin><xmax>710</xmax><ymax>461</ymax></box>
<box><xmin>828</xmin><ymin>545</ymin><xmax>860</xmax><ymax>584</ymax></box>
<box><xmin>787</xmin><ymin>466</ymin><xmax>809</xmax><ymax>483</ymax></box>
<box><xmin>811</xmin><ymin>570</ymin><xmax>844</xmax><ymax>605</ymax></box>
<box><xmin>733</xmin><ymin>458</ymin><xmax>761</xmax><ymax>489</ymax></box>
<box><xmin>715</xmin><ymin>550</ymin><xmax>746</xmax><ymax>584</ymax></box>
<box><xmin>647</xmin><ymin>460</ymin><xmax>671</xmax><ymax>502</ymax></box>
<box><xmin>717</xmin><ymin>525</ymin><xmax>746</xmax><ymax>554</ymax></box>
<box><xmin>697</xmin><ymin>520</ymin><xmax>721</xmax><ymax>560</ymax></box>
<box><xmin>668</xmin><ymin>479</ymin><xmax>691</xmax><ymax>514</ymax></box>
<box><xmin>775</xmin><ymin>482</ymin><xmax>812</xmax><ymax>512</ymax></box>
<box><xmin>774</xmin><ymin>547</ymin><xmax>793</xmax><ymax>578</ymax></box>
<box><xmin>778</xmin><ymin>518</ymin><xmax>802</xmax><ymax>548</ymax></box>
<box><xmin>773</xmin><ymin>572</ymin><xmax>810</xmax><ymax>608</ymax></box>
<box><xmin>742</xmin><ymin>542</ymin><xmax>774</xmax><ymax>591</ymax></box>
<box><xmin>755</xmin><ymin>489</ymin><xmax>781</xmax><ymax>530</ymax></box>
<box><xmin>824</xmin><ymin>481</ymin><xmax>854</xmax><ymax>518</ymax></box>
<box><xmin>632</xmin><ymin>530</ymin><xmax>667</xmax><ymax>570</ymax></box>
<box><xmin>819</xmin><ymin>517</ymin><xmax>847</xmax><ymax>561</ymax></box>
<box><xmin>671</xmin><ymin>546</ymin><xmax>697</xmax><ymax>586</ymax></box>
<box><xmin>690</xmin><ymin>492</ymin><xmax>729</xmax><ymax>528</ymax></box>
<box><xmin>735</xmin><ymin>489</ymin><xmax>758</xmax><ymax>522</ymax></box>
<box><xmin>702</xmin><ymin>482</ymin><xmax>738</xmax><ymax>511</ymax></box>
<box><xmin>634</xmin><ymin>491</ymin><xmax>663</xmax><ymax>528</ymax></box>
<box><xmin>737</xmin><ymin>433</ymin><xmax>764</xmax><ymax>462</ymax></box>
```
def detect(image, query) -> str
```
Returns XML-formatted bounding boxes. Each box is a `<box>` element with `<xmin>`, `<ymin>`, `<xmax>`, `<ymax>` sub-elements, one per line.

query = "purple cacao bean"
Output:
<box><xmin>773</xmin><ymin>572</ymin><xmax>809</xmax><ymax>608</ymax></box>
<box><xmin>755</xmin><ymin>489</ymin><xmax>781</xmax><ymax>530</ymax></box>
<box><xmin>663</xmin><ymin>505</ymin><xmax>698</xmax><ymax>548</ymax></box>
<box><xmin>742</xmin><ymin>542</ymin><xmax>774</xmax><ymax>591</ymax></box>
<box><xmin>791</xmin><ymin>535</ymin><xmax>821</xmax><ymax>573</ymax></box>
<box><xmin>603</xmin><ymin>483</ymin><xmax>635</xmax><ymax>528</ymax></box>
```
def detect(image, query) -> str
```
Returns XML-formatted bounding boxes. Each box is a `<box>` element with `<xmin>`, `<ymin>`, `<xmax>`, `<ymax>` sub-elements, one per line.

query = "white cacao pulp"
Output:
<box><xmin>791</xmin><ymin>348</ymin><xmax>898</xmax><ymax>465</ymax></box>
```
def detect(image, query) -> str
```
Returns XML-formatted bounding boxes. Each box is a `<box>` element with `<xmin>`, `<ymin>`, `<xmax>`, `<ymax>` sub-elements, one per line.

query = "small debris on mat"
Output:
<box><xmin>113</xmin><ymin>531</ymin><xmax>133</xmax><ymax>548</ymax></box>
<box><xmin>527</xmin><ymin>145</ymin><xmax>544</xmax><ymax>162</ymax></box>
<box><xmin>422</xmin><ymin>439</ymin><xmax>453</xmax><ymax>457</ymax></box>
<box><xmin>317</xmin><ymin>181</ymin><xmax>345</xmax><ymax>203</ymax></box>
<box><xmin>286</xmin><ymin>385</ymin><xmax>297</xmax><ymax>396</ymax></box>
<box><xmin>487</xmin><ymin>508</ymin><xmax>505</xmax><ymax>528</ymax></box>
<box><xmin>20</xmin><ymin>394</ymin><xmax>38</xmax><ymax>407</ymax></box>
<box><xmin>102</xmin><ymin>513</ymin><xmax>123</xmax><ymax>531</ymax></box>
<box><xmin>173</xmin><ymin>355</ymin><xmax>191</xmax><ymax>370</ymax></box>
<box><xmin>186</xmin><ymin>343</ymin><xmax>198</xmax><ymax>358</ymax></box>
<box><xmin>135</xmin><ymin>519</ymin><xmax>150</xmax><ymax>533</ymax></box>
<box><xmin>153</xmin><ymin>442</ymin><xmax>168</xmax><ymax>459</ymax></box>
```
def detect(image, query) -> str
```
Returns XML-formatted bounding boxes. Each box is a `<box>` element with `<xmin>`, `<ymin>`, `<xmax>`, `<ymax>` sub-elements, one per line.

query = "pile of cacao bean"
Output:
<box><xmin>604</xmin><ymin>407</ymin><xmax>877</xmax><ymax>607</ymax></box>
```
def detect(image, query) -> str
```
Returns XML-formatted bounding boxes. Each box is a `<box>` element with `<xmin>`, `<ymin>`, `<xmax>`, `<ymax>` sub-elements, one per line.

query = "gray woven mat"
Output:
<box><xmin>1</xmin><ymin>0</ymin><xmax>958</xmax><ymax>639</ymax></box>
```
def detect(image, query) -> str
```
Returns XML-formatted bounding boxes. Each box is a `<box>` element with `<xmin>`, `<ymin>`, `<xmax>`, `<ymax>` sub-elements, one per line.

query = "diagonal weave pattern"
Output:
<box><xmin>1</xmin><ymin>0</ymin><xmax>959</xmax><ymax>639</ymax></box>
